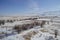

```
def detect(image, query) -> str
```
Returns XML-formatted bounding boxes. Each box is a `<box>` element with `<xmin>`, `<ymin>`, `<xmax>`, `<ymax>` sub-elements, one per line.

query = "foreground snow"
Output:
<box><xmin>1</xmin><ymin>25</ymin><xmax>60</xmax><ymax>40</ymax></box>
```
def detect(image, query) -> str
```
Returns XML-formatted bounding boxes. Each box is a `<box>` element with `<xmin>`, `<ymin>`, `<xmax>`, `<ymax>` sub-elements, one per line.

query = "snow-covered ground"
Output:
<box><xmin>1</xmin><ymin>25</ymin><xmax>60</xmax><ymax>40</ymax></box>
<box><xmin>0</xmin><ymin>16</ymin><xmax>60</xmax><ymax>40</ymax></box>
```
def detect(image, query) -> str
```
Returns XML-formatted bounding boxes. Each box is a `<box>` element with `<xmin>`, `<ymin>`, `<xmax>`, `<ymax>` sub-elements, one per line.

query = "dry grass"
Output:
<box><xmin>23</xmin><ymin>31</ymin><xmax>38</xmax><ymax>40</ymax></box>
<box><xmin>40</xmin><ymin>29</ymin><xmax>48</xmax><ymax>32</ymax></box>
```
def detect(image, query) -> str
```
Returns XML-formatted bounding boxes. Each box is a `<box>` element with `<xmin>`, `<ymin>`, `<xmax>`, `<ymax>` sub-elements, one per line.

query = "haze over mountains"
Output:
<box><xmin>40</xmin><ymin>10</ymin><xmax>60</xmax><ymax>16</ymax></box>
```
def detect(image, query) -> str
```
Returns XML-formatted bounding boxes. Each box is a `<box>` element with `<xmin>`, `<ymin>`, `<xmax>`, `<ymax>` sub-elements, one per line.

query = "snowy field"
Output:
<box><xmin>0</xmin><ymin>16</ymin><xmax>60</xmax><ymax>40</ymax></box>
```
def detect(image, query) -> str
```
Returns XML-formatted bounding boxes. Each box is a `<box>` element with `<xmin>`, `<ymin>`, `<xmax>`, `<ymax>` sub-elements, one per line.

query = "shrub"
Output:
<box><xmin>7</xmin><ymin>20</ymin><xmax>10</xmax><ymax>22</ymax></box>
<box><xmin>9</xmin><ymin>20</ymin><xmax>13</xmax><ymax>23</ymax></box>
<box><xmin>7</xmin><ymin>20</ymin><xmax>13</xmax><ymax>23</ymax></box>
<box><xmin>2</xmin><ymin>20</ymin><xmax>5</xmax><ymax>25</ymax></box>
<box><xmin>0</xmin><ymin>20</ymin><xmax>5</xmax><ymax>25</ymax></box>
<box><xmin>13</xmin><ymin>25</ymin><xmax>21</xmax><ymax>33</ymax></box>
<box><xmin>41</xmin><ymin>21</ymin><xmax>46</xmax><ymax>28</ymax></box>
<box><xmin>0</xmin><ymin>20</ymin><xmax>1</xmax><ymax>25</ymax></box>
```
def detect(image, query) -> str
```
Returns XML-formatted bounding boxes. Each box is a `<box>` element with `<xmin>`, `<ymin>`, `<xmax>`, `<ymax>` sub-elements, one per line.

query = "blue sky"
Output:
<box><xmin>0</xmin><ymin>0</ymin><xmax>60</xmax><ymax>16</ymax></box>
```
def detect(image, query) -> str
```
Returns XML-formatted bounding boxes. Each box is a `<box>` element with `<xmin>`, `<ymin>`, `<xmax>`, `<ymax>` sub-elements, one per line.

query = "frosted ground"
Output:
<box><xmin>0</xmin><ymin>16</ymin><xmax>60</xmax><ymax>40</ymax></box>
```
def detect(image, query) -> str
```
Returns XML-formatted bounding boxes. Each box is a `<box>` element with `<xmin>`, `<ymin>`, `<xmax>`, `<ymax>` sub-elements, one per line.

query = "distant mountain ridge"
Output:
<box><xmin>41</xmin><ymin>10</ymin><xmax>60</xmax><ymax>16</ymax></box>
